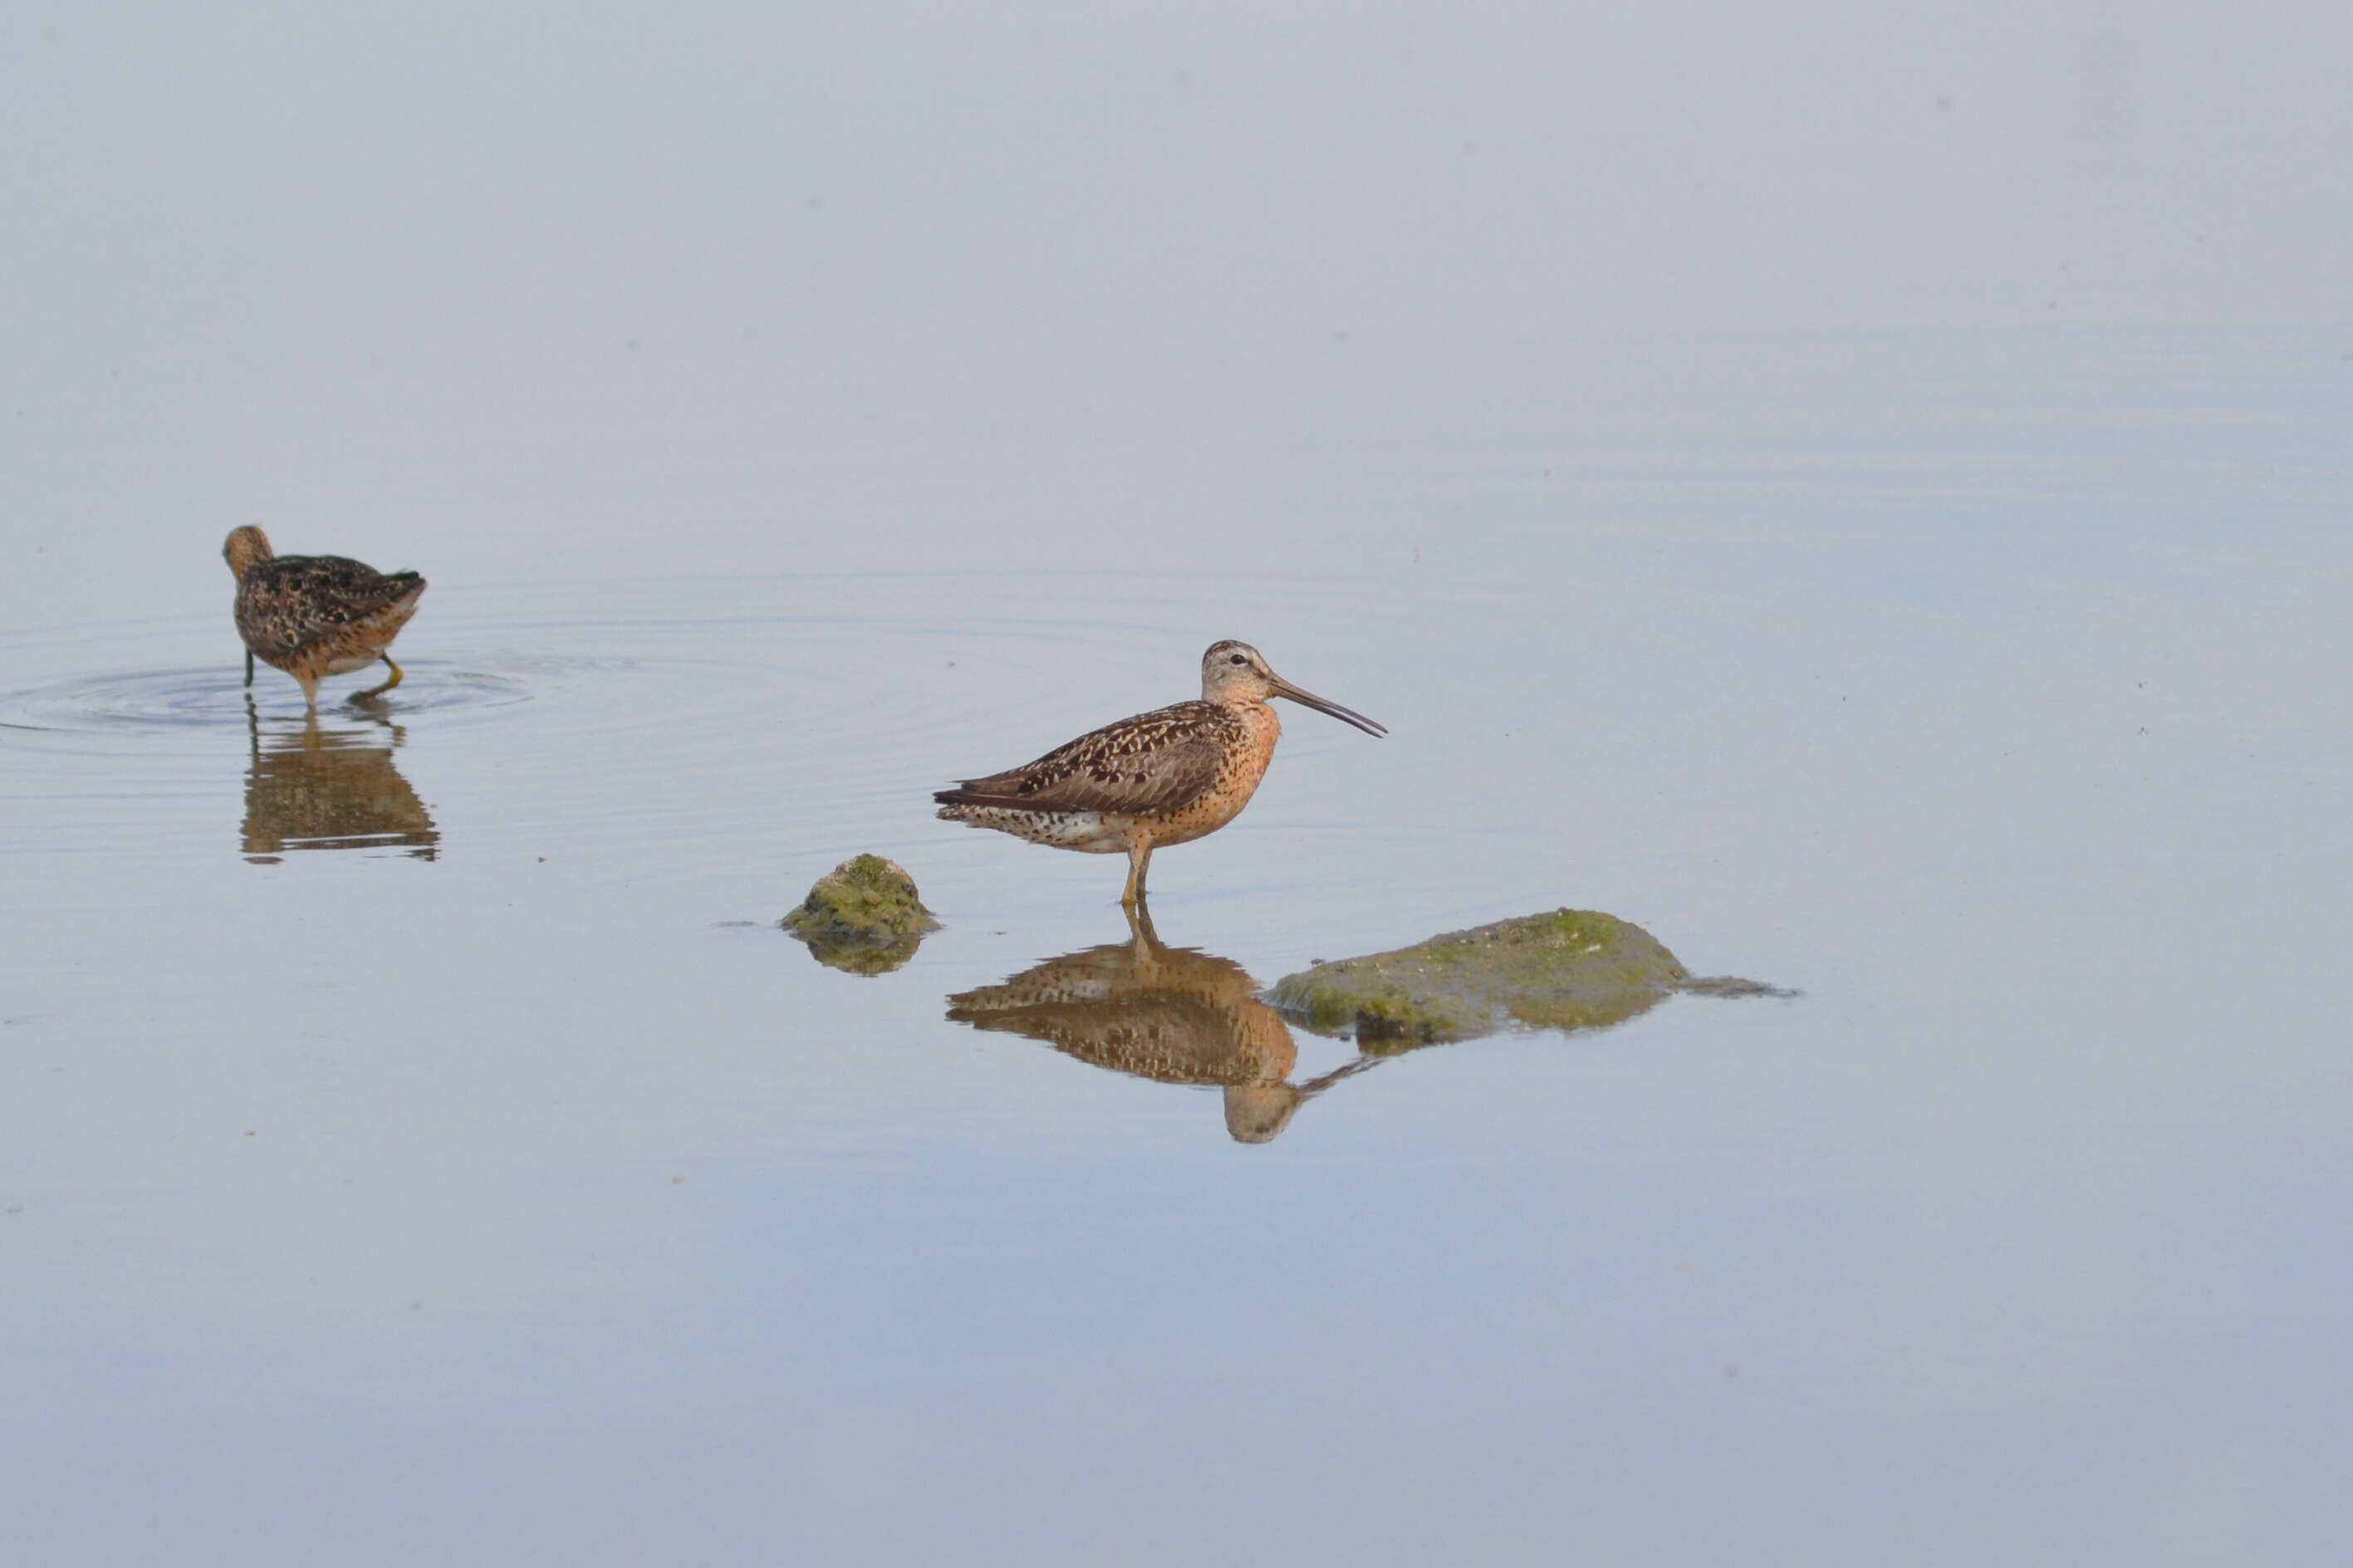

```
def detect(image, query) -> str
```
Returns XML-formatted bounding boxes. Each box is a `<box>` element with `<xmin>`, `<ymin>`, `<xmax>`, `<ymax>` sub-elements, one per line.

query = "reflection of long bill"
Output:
<box><xmin>1222</xmin><ymin>1053</ymin><xmax>1384</xmax><ymax>1144</ymax></box>
<box><xmin>944</xmin><ymin>903</ymin><xmax>1382</xmax><ymax>1144</ymax></box>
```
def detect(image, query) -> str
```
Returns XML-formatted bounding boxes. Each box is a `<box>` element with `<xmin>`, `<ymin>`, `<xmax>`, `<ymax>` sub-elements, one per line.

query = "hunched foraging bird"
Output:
<box><xmin>935</xmin><ymin>640</ymin><xmax>1385</xmax><ymax>906</ymax></box>
<box><xmin>222</xmin><ymin>526</ymin><xmax>427</xmax><ymax>707</ymax></box>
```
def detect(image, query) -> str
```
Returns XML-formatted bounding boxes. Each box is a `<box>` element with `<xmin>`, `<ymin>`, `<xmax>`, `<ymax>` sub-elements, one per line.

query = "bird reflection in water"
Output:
<box><xmin>946</xmin><ymin>904</ymin><xmax>1375</xmax><ymax>1144</ymax></box>
<box><xmin>241</xmin><ymin>696</ymin><xmax>438</xmax><ymax>862</ymax></box>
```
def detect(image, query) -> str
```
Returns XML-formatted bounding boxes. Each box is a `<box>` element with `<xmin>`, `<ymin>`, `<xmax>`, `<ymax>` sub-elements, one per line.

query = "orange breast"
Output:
<box><xmin>1139</xmin><ymin>702</ymin><xmax>1280</xmax><ymax>847</ymax></box>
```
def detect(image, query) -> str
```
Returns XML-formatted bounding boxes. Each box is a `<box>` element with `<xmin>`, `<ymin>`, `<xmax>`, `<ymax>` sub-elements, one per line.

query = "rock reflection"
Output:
<box><xmin>947</xmin><ymin>905</ymin><xmax>1375</xmax><ymax>1143</ymax></box>
<box><xmin>241</xmin><ymin>698</ymin><xmax>438</xmax><ymax>861</ymax></box>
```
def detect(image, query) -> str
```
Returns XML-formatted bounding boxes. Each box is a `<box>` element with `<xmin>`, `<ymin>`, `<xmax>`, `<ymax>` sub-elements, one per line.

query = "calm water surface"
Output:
<box><xmin>9</xmin><ymin>1</ymin><xmax>2353</xmax><ymax>1556</ymax></box>
<box><xmin>3</xmin><ymin>323</ymin><xmax>2348</xmax><ymax>1562</ymax></box>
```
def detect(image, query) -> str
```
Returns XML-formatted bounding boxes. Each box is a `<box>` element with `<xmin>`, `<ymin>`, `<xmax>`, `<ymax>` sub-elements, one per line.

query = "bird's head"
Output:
<box><xmin>1199</xmin><ymin>640</ymin><xmax>1385</xmax><ymax>736</ymax></box>
<box><xmin>223</xmin><ymin>526</ymin><xmax>275</xmax><ymax>581</ymax></box>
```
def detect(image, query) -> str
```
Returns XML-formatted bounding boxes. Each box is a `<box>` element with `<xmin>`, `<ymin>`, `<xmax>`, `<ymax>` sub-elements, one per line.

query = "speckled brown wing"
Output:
<box><xmin>235</xmin><ymin>555</ymin><xmax>424</xmax><ymax>656</ymax></box>
<box><xmin>935</xmin><ymin>700</ymin><xmax>1237</xmax><ymax>817</ymax></box>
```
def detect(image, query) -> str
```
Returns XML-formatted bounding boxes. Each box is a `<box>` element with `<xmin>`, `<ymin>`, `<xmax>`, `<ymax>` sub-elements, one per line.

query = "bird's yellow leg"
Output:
<box><xmin>1120</xmin><ymin>840</ymin><xmax>1152</xmax><ymax>909</ymax></box>
<box><xmin>354</xmin><ymin>655</ymin><xmax>404</xmax><ymax>701</ymax></box>
<box><xmin>1122</xmin><ymin>893</ymin><xmax>1162</xmax><ymax>954</ymax></box>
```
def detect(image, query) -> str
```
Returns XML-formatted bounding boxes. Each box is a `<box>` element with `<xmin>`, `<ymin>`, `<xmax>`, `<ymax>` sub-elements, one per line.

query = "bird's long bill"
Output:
<box><xmin>1269</xmin><ymin>675</ymin><xmax>1387</xmax><ymax>737</ymax></box>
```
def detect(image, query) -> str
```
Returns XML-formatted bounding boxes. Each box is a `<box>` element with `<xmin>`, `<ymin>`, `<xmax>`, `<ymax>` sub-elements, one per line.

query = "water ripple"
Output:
<box><xmin>0</xmin><ymin>658</ymin><xmax>560</xmax><ymax>737</ymax></box>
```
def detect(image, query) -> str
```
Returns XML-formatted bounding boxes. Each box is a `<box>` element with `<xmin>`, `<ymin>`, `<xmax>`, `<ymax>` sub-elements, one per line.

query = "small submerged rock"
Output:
<box><xmin>1267</xmin><ymin>908</ymin><xmax>1787</xmax><ymax>1046</ymax></box>
<box><xmin>781</xmin><ymin>855</ymin><xmax>939</xmax><ymax>975</ymax></box>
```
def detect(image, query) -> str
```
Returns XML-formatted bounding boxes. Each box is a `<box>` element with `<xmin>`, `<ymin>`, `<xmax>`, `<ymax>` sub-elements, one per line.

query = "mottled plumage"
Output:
<box><xmin>936</xmin><ymin>639</ymin><xmax>1383</xmax><ymax>905</ymax></box>
<box><xmin>223</xmin><ymin>526</ymin><xmax>425</xmax><ymax>706</ymax></box>
<box><xmin>936</xmin><ymin>699</ymin><xmax>1243</xmax><ymax>817</ymax></box>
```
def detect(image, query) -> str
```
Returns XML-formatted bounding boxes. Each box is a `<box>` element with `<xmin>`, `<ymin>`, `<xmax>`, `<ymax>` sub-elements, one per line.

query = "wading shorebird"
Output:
<box><xmin>223</xmin><ymin>526</ymin><xmax>427</xmax><ymax>707</ymax></box>
<box><xmin>935</xmin><ymin>640</ymin><xmax>1385</xmax><ymax>906</ymax></box>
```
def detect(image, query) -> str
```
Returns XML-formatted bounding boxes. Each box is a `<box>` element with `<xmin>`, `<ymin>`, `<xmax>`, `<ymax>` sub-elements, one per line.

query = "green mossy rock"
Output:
<box><xmin>1267</xmin><ymin>908</ymin><xmax>1783</xmax><ymax>1047</ymax></box>
<box><xmin>781</xmin><ymin>855</ymin><xmax>939</xmax><ymax>976</ymax></box>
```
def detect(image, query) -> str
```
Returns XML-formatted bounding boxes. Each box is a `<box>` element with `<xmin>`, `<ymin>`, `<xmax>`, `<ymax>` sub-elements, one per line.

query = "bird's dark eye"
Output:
<box><xmin>1229</xmin><ymin>654</ymin><xmax>1247</xmax><ymax>664</ymax></box>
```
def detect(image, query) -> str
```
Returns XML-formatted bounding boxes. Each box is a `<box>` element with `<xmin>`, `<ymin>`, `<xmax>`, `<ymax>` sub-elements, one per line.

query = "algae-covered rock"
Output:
<box><xmin>781</xmin><ymin>855</ymin><xmax>939</xmax><ymax>976</ymax></box>
<box><xmin>1267</xmin><ymin>908</ymin><xmax>1786</xmax><ymax>1047</ymax></box>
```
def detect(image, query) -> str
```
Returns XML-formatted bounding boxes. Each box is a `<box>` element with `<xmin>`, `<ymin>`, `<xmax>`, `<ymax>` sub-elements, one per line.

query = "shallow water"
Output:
<box><xmin>5</xmin><ymin>320</ymin><xmax>2351</xmax><ymax>1564</ymax></box>
<box><xmin>9</xmin><ymin>1</ymin><xmax>2353</xmax><ymax>1556</ymax></box>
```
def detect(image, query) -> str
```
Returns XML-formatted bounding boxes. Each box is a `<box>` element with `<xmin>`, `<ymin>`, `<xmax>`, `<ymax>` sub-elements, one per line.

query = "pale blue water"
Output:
<box><xmin>6</xmin><ymin>2</ymin><xmax>2353</xmax><ymax>1561</ymax></box>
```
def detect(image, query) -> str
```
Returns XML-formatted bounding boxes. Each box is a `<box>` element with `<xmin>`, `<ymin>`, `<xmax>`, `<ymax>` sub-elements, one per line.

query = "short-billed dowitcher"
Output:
<box><xmin>935</xmin><ymin>640</ymin><xmax>1385</xmax><ymax>905</ymax></box>
<box><xmin>223</xmin><ymin>526</ymin><xmax>426</xmax><ymax>707</ymax></box>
